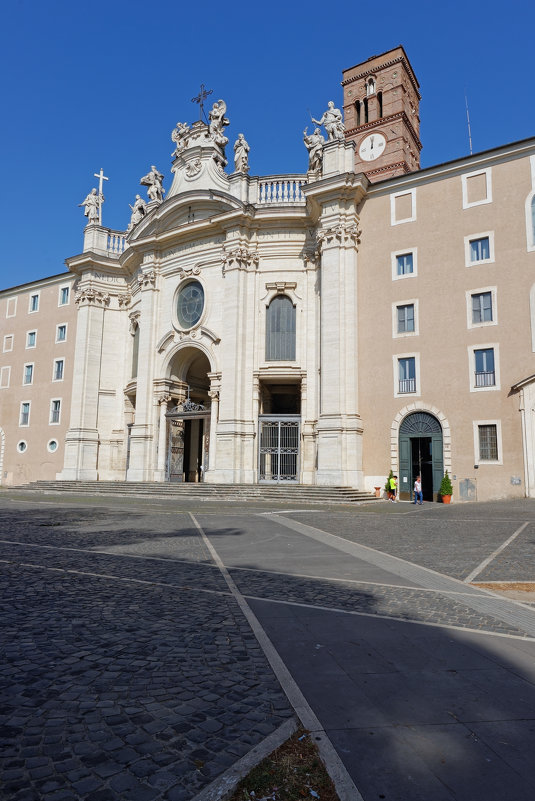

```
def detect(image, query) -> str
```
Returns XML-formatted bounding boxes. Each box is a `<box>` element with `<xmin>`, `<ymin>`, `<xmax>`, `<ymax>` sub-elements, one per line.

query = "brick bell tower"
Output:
<box><xmin>342</xmin><ymin>46</ymin><xmax>422</xmax><ymax>182</ymax></box>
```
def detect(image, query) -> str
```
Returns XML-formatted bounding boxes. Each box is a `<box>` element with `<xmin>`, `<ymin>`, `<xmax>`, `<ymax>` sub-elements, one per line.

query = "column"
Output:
<box><xmin>204</xmin><ymin>372</ymin><xmax>221</xmax><ymax>483</ymax></box>
<box><xmin>154</xmin><ymin>395</ymin><xmax>171</xmax><ymax>481</ymax></box>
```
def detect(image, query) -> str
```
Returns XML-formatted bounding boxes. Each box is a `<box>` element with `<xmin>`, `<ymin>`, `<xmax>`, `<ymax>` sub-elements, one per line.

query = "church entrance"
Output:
<box><xmin>165</xmin><ymin>347</ymin><xmax>211</xmax><ymax>483</ymax></box>
<box><xmin>258</xmin><ymin>380</ymin><xmax>301</xmax><ymax>483</ymax></box>
<box><xmin>398</xmin><ymin>412</ymin><xmax>443</xmax><ymax>501</ymax></box>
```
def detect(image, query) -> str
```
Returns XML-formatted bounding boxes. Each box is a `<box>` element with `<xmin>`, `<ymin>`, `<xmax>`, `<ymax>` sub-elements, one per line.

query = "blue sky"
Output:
<box><xmin>1</xmin><ymin>0</ymin><xmax>533</xmax><ymax>287</ymax></box>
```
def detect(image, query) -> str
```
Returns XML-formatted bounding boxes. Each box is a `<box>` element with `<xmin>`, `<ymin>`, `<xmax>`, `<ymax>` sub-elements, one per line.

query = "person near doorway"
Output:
<box><xmin>389</xmin><ymin>474</ymin><xmax>398</xmax><ymax>502</ymax></box>
<box><xmin>413</xmin><ymin>475</ymin><xmax>423</xmax><ymax>505</ymax></box>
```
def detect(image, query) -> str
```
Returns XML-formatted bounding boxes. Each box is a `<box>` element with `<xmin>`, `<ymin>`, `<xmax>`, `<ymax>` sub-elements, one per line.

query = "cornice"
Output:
<box><xmin>345</xmin><ymin>112</ymin><xmax>422</xmax><ymax>152</ymax></box>
<box><xmin>342</xmin><ymin>53</ymin><xmax>421</xmax><ymax>99</ymax></box>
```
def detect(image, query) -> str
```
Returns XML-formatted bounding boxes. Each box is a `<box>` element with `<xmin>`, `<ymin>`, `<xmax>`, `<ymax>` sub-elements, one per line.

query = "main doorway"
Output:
<box><xmin>399</xmin><ymin>412</ymin><xmax>443</xmax><ymax>501</ymax></box>
<box><xmin>258</xmin><ymin>415</ymin><xmax>300</xmax><ymax>483</ymax></box>
<box><xmin>167</xmin><ymin>412</ymin><xmax>210</xmax><ymax>482</ymax></box>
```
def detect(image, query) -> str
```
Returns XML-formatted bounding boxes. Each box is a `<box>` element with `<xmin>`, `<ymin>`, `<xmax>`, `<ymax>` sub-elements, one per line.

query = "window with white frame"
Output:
<box><xmin>394</xmin><ymin>302</ymin><xmax>417</xmax><ymax>336</ymax></box>
<box><xmin>59</xmin><ymin>286</ymin><xmax>70</xmax><ymax>306</ymax></box>
<box><xmin>265</xmin><ymin>295</ymin><xmax>296</xmax><ymax>361</ymax></box>
<box><xmin>465</xmin><ymin>232</ymin><xmax>494</xmax><ymax>266</ymax></box>
<box><xmin>29</xmin><ymin>293</ymin><xmax>39</xmax><ymax>313</ymax></box>
<box><xmin>469</xmin><ymin>344</ymin><xmax>500</xmax><ymax>391</ymax></box>
<box><xmin>462</xmin><ymin>168</ymin><xmax>492</xmax><ymax>209</ymax></box>
<box><xmin>53</xmin><ymin>358</ymin><xmax>64</xmax><ymax>381</ymax></box>
<box><xmin>50</xmin><ymin>399</ymin><xmax>61</xmax><ymax>424</ymax></box>
<box><xmin>17</xmin><ymin>440</ymin><xmax>27</xmax><ymax>453</ymax></box>
<box><xmin>0</xmin><ymin>366</ymin><xmax>10</xmax><ymax>389</ymax></box>
<box><xmin>47</xmin><ymin>440</ymin><xmax>58</xmax><ymax>453</ymax></box>
<box><xmin>23</xmin><ymin>363</ymin><xmax>34</xmax><ymax>385</ymax></box>
<box><xmin>26</xmin><ymin>330</ymin><xmax>36</xmax><ymax>348</ymax></box>
<box><xmin>20</xmin><ymin>402</ymin><xmax>30</xmax><ymax>426</ymax></box>
<box><xmin>473</xmin><ymin>420</ymin><xmax>502</xmax><ymax>464</ymax></box>
<box><xmin>468</xmin><ymin>289</ymin><xmax>497</xmax><ymax>328</ymax></box>
<box><xmin>391</xmin><ymin>189</ymin><xmax>416</xmax><ymax>225</ymax></box>
<box><xmin>6</xmin><ymin>297</ymin><xmax>17</xmax><ymax>317</ymax></box>
<box><xmin>392</xmin><ymin>248</ymin><xmax>417</xmax><ymax>281</ymax></box>
<box><xmin>3</xmin><ymin>334</ymin><xmax>13</xmax><ymax>352</ymax></box>
<box><xmin>56</xmin><ymin>324</ymin><xmax>67</xmax><ymax>343</ymax></box>
<box><xmin>394</xmin><ymin>354</ymin><xmax>420</xmax><ymax>397</ymax></box>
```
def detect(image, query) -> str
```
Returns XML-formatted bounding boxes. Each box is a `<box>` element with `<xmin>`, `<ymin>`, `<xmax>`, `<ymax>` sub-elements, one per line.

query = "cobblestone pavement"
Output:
<box><xmin>286</xmin><ymin>499</ymin><xmax>535</xmax><ymax>582</ymax></box>
<box><xmin>0</xmin><ymin>505</ymin><xmax>293</xmax><ymax>801</ymax></box>
<box><xmin>2</xmin><ymin>495</ymin><xmax>535</xmax><ymax>801</ymax></box>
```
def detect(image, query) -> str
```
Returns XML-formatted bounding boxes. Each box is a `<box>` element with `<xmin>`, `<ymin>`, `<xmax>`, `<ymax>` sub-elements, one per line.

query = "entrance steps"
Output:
<box><xmin>13</xmin><ymin>480</ymin><xmax>379</xmax><ymax>505</ymax></box>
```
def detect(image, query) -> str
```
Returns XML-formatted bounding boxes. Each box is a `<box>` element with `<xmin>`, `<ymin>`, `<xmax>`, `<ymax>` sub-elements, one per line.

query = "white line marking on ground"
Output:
<box><xmin>188</xmin><ymin>512</ymin><xmax>365</xmax><ymax>801</ymax></box>
<box><xmin>464</xmin><ymin>522</ymin><xmax>530</xmax><ymax>583</ymax></box>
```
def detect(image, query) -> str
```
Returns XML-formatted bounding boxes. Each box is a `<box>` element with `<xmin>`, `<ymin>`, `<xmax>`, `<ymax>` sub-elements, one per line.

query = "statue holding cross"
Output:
<box><xmin>78</xmin><ymin>168</ymin><xmax>108</xmax><ymax>225</ymax></box>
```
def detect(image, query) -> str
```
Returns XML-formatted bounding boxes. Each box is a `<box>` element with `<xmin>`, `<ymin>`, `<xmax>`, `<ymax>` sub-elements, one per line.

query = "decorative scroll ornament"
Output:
<box><xmin>221</xmin><ymin>245</ymin><xmax>259</xmax><ymax>273</ymax></box>
<box><xmin>316</xmin><ymin>221</ymin><xmax>362</xmax><ymax>249</ymax></box>
<box><xmin>118</xmin><ymin>293</ymin><xmax>132</xmax><ymax>308</ymax></box>
<box><xmin>75</xmin><ymin>288</ymin><xmax>111</xmax><ymax>307</ymax></box>
<box><xmin>185</xmin><ymin>158</ymin><xmax>202</xmax><ymax>178</ymax></box>
<box><xmin>128</xmin><ymin>311</ymin><xmax>140</xmax><ymax>334</ymax></box>
<box><xmin>178</xmin><ymin>265</ymin><xmax>201</xmax><ymax>281</ymax></box>
<box><xmin>138</xmin><ymin>268</ymin><xmax>157</xmax><ymax>288</ymax></box>
<box><xmin>208</xmin><ymin>389</ymin><xmax>219</xmax><ymax>402</ymax></box>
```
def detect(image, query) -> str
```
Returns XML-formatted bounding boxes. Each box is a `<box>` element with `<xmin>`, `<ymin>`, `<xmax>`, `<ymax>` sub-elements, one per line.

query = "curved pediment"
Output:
<box><xmin>127</xmin><ymin>190</ymin><xmax>249</xmax><ymax>243</ymax></box>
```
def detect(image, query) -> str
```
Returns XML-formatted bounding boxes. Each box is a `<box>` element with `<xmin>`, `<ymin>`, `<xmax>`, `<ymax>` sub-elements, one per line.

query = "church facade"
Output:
<box><xmin>1</xmin><ymin>47</ymin><xmax>535</xmax><ymax>501</ymax></box>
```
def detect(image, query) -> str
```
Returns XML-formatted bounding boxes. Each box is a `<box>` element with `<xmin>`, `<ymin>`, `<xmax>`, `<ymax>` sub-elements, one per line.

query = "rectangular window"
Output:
<box><xmin>50</xmin><ymin>399</ymin><xmax>61</xmax><ymax>424</ymax></box>
<box><xmin>396</xmin><ymin>253</ymin><xmax>414</xmax><ymax>276</ymax></box>
<box><xmin>29</xmin><ymin>293</ymin><xmax>39</xmax><ymax>313</ymax></box>
<box><xmin>397</xmin><ymin>304</ymin><xmax>415</xmax><ymax>333</ymax></box>
<box><xmin>478</xmin><ymin>424</ymin><xmax>498</xmax><ymax>461</ymax></box>
<box><xmin>470</xmin><ymin>237</ymin><xmax>490</xmax><ymax>262</ymax></box>
<box><xmin>474</xmin><ymin>347</ymin><xmax>495</xmax><ymax>386</ymax></box>
<box><xmin>472</xmin><ymin>292</ymin><xmax>493</xmax><ymax>323</ymax></box>
<box><xmin>59</xmin><ymin>286</ymin><xmax>70</xmax><ymax>306</ymax></box>
<box><xmin>462</xmin><ymin>169</ymin><xmax>492</xmax><ymax>208</ymax></box>
<box><xmin>0</xmin><ymin>366</ymin><xmax>10</xmax><ymax>388</ymax></box>
<box><xmin>23</xmin><ymin>364</ymin><xmax>34</xmax><ymax>385</ymax></box>
<box><xmin>3</xmin><ymin>334</ymin><xmax>13</xmax><ymax>352</ymax></box>
<box><xmin>398</xmin><ymin>357</ymin><xmax>416</xmax><ymax>393</ymax></box>
<box><xmin>56</xmin><ymin>324</ymin><xmax>67</xmax><ymax>342</ymax></box>
<box><xmin>6</xmin><ymin>297</ymin><xmax>17</xmax><ymax>317</ymax></box>
<box><xmin>26</xmin><ymin>331</ymin><xmax>36</xmax><ymax>348</ymax></box>
<box><xmin>20</xmin><ymin>402</ymin><xmax>30</xmax><ymax>426</ymax></box>
<box><xmin>53</xmin><ymin>359</ymin><xmax>64</xmax><ymax>381</ymax></box>
<box><xmin>391</xmin><ymin>189</ymin><xmax>416</xmax><ymax>225</ymax></box>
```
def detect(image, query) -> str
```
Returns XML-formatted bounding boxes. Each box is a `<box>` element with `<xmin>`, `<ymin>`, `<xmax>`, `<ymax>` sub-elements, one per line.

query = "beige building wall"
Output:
<box><xmin>0</xmin><ymin>274</ymin><xmax>77</xmax><ymax>485</ymax></box>
<box><xmin>358</xmin><ymin>142</ymin><xmax>535</xmax><ymax>501</ymax></box>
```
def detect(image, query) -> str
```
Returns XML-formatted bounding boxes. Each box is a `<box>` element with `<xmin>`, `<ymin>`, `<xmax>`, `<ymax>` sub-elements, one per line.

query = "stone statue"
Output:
<box><xmin>312</xmin><ymin>101</ymin><xmax>345</xmax><ymax>141</ymax></box>
<box><xmin>140</xmin><ymin>166</ymin><xmax>165</xmax><ymax>203</ymax></box>
<box><xmin>171</xmin><ymin>121</ymin><xmax>190</xmax><ymax>155</ymax></box>
<box><xmin>303</xmin><ymin>127</ymin><xmax>325</xmax><ymax>173</ymax></box>
<box><xmin>233</xmin><ymin>134</ymin><xmax>250</xmax><ymax>173</ymax></box>
<box><xmin>127</xmin><ymin>194</ymin><xmax>147</xmax><ymax>231</ymax></box>
<box><xmin>208</xmin><ymin>99</ymin><xmax>230</xmax><ymax>166</ymax></box>
<box><xmin>78</xmin><ymin>188</ymin><xmax>103</xmax><ymax>224</ymax></box>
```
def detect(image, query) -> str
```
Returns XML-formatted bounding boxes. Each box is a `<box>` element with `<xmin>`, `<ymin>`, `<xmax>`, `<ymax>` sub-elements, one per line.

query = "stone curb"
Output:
<box><xmin>190</xmin><ymin>717</ymin><xmax>298</xmax><ymax>801</ymax></box>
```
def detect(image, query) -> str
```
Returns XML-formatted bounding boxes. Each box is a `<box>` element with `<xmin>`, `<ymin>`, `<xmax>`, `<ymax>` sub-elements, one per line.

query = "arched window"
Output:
<box><xmin>366</xmin><ymin>77</ymin><xmax>376</xmax><ymax>96</ymax></box>
<box><xmin>266</xmin><ymin>295</ymin><xmax>296</xmax><ymax>361</ymax></box>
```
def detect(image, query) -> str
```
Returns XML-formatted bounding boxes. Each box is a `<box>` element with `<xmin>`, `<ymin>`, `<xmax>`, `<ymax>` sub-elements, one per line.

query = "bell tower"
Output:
<box><xmin>342</xmin><ymin>46</ymin><xmax>422</xmax><ymax>182</ymax></box>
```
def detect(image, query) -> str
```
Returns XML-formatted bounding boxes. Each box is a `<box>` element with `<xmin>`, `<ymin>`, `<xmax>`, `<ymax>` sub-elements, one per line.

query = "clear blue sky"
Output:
<box><xmin>1</xmin><ymin>0</ymin><xmax>533</xmax><ymax>288</ymax></box>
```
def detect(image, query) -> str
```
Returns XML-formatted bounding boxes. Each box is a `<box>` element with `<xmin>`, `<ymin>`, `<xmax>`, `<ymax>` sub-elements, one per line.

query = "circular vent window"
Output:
<box><xmin>177</xmin><ymin>280</ymin><xmax>204</xmax><ymax>329</ymax></box>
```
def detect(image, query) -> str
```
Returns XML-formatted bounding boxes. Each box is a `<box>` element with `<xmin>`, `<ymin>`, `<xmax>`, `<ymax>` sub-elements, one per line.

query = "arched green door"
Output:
<box><xmin>399</xmin><ymin>412</ymin><xmax>443</xmax><ymax>501</ymax></box>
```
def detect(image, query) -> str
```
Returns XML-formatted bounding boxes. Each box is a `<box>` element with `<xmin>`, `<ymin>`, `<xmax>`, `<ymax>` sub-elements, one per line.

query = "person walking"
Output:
<box><xmin>413</xmin><ymin>475</ymin><xmax>423</xmax><ymax>505</ymax></box>
<box><xmin>389</xmin><ymin>474</ymin><xmax>398</xmax><ymax>502</ymax></box>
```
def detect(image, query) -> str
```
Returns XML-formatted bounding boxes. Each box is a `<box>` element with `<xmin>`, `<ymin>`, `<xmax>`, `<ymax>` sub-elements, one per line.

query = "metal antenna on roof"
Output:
<box><xmin>465</xmin><ymin>92</ymin><xmax>473</xmax><ymax>156</ymax></box>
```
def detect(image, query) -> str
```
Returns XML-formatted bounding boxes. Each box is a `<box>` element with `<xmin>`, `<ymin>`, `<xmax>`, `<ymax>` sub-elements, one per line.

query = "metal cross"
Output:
<box><xmin>93</xmin><ymin>168</ymin><xmax>108</xmax><ymax>225</ymax></box>
<box><xmin>191</xmin><ymin>84</ymin><xmax>213</xmax><ymax>122</ymax></box>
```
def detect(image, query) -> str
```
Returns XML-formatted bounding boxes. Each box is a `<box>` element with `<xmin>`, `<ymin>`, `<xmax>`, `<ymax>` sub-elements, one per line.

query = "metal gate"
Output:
<box><xmin>258</xmin><ymin>415</ymin><xmax>300</xmax><ymax>483</ymax></box>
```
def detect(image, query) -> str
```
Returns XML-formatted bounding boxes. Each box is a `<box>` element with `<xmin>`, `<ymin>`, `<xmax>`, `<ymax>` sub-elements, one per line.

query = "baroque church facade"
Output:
<box><xmin>2</xmin><ymin>47</ymin><xmax>535</xmax><ymax>502</ymax></box>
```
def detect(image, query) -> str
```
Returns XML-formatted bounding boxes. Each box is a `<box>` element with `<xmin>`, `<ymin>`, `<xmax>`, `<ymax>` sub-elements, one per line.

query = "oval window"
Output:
<box><xmin>17</xmin><ymin>441</ymin><xmax>27</xmax><ymax>453</ymax></box>
<box><xmin>48</xmin><ymin>440</ymin><xmax>58</xmax><ymax>453</ymax></box>
<box><xmin>177</xmin><ymin>281</ymin><xmax>204</xmax><ymax>329</ymax></box>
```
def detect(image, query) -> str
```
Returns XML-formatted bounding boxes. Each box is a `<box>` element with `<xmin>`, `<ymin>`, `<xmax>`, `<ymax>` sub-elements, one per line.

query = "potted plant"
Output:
<box><xmin>439</xmin><ymin>471</ymin><xmax>453</xmax><ymax>504</ymax></box>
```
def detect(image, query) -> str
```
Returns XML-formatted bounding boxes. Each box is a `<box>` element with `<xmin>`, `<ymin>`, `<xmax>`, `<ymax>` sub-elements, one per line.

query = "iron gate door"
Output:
<box><xmin>258</xmin><ymin>415</ymin><xmax>300</xmax><ymax>483</ymax></box>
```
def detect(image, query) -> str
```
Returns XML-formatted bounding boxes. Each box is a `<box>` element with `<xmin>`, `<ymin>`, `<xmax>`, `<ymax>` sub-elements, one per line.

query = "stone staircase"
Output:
<box><xmin>12</xmin><ymin>480</ymin><xmax>379</xmax><ymax>505</ymax></box>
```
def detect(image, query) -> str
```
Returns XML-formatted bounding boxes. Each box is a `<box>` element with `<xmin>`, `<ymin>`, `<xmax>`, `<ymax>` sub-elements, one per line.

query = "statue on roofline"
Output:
<box><xmin>303</xmin><ymin>127</ymin><xmax>325</xmax><ymax>174</ymax></box>
<box><xmin>140</xmin><ymin>165</ymin><xmax>165</xmax><ymax>203</ymax></box>
<box><xmin>312</xmin><ymin>101</ymin><xmax>345</xmax><ymax>141</ymax></box>
<box><xmin>127</xmin><ymin>194</ymin><xmax>147</xmax><ymax>232</ymax></box>
<box><xmin>171</xmin><ymin>121</ymin><xmax>190</xmax><ymax>156</ymax></box>
<box><xmin>208</xmin><ymin>99</ymin><xmax>230</xmax><ymax>167</ymax></box>
<box><xmin>233</xmin><ymin>134</ymin><xmax>250</xmax><ymax>173</ymax></box>
<box><xmin>78</xmin><ymin>187</ymin><xmax>103</xmax><ymax>225</ymax></box>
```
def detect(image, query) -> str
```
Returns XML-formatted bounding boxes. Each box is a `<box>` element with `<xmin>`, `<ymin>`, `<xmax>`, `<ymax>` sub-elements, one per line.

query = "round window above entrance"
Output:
<box><xmin>176</xmin><ymin>281</ymin><xmax>204</xmax><ymax>329</ymax></box>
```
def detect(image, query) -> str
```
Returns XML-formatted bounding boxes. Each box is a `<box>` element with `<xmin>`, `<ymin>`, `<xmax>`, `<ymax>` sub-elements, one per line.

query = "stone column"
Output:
<box><xmin>204</xmin><ymin>372</ymin><xmax>221</xmax><ymax>483</ymax></box>
<box><xmin>154</xmin><ymin>395</ymin><xmax>171</xmax><ymax>481</ymax></box>
<box><xmin>59</xmin><ymin>287</ymin><xmax>110</xmax><ymax>480</ymax></box>
<box><xmin>126</xmin><ymin>261</ymin><xmax>159</xmax><ymax>481</ymax></box>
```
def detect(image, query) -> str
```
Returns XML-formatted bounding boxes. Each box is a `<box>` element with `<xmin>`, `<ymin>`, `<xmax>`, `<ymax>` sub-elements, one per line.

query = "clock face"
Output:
<box><xmin>359</xmin><ymin>132</ymin><xmax>386</xmax><ymax>161</ymax></box>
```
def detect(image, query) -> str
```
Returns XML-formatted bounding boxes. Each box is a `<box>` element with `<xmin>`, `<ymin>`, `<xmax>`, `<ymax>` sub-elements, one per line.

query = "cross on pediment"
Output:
<box><xmin>191</xmin><ymin>84</ymin><xmax>213</xmax><ymax>121</ymax></box>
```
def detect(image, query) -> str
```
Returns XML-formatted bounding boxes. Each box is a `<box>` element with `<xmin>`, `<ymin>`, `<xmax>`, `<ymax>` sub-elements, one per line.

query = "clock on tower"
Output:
<box><xmin>342</xmin><ymin>46</ymin><xmax>422</xmax><ymax>182</ymax></box>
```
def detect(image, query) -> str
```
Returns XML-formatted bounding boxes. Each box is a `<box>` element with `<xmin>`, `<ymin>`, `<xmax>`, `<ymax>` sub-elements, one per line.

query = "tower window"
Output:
<box><xmin>355</xmin><ymin>100</ymin><xmax>361</xmax><ymax>126</ymax></box>
<box><xmin>377</xmin><ymin>91</ymin><xmax>383</xmax><ymax>118</ymax></box>
<box><xmin>366</xmin><ymin>77</ymin><xmax>376</xmax><ymax>96</ymax></box>
<box><xmin>363</xmin><ymin>97</ymin><xmax>369</xmax><ymax>124</ymax></box>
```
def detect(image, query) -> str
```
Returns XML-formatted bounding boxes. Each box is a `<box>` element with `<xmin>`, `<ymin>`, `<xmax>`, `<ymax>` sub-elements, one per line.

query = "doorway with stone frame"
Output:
<box><xmin>258</xmin><ymin>380</ymin><xmax>301</xmax><ymax>483</ymax></box>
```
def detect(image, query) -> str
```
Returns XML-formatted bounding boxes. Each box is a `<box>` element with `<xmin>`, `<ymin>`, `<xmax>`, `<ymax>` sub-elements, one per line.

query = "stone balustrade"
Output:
<box><xmin>257</xmin><ymin>175</ymin><xmax>307</xmax><ymax>205</ymax></box>
<box><xmin>107</xmin><ymin>231</ymin><xmax>126</xmax><ymax>256</ymax></box>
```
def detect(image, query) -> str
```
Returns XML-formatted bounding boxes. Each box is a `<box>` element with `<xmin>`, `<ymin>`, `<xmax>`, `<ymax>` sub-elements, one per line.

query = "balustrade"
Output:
<box><xmin>258</xmin><ymin>175</ymin><xmax>306</xmax><ymax>205</ymax></box>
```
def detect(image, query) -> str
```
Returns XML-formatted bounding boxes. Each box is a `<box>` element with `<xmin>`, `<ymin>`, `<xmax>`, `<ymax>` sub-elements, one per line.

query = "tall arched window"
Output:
<box><xmin>266</xmin><ymin>295</ymin><xmax>296</xmax><ymax>361</ymax></box>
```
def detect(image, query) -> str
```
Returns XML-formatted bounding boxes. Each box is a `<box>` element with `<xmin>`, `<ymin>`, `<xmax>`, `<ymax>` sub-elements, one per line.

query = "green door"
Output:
<box><xmin>399</xmin><ymin>413</ymin><xmax>443</xmax><ymax>501</ymax></box>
